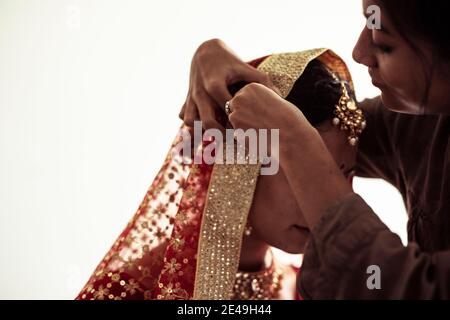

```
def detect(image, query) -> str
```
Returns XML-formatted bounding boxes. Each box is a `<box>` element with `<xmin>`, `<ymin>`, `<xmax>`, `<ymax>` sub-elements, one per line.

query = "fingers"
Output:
<box><xmin>182</xmin><ymin>86</ymin><xmax>227</xmax><ymax>131</ymax></box>
<box><xmin>179</xmin><ymin>89</ymin><xmax>192</xmax><ymax>121</ymax></box>
<box><xmin>194</xmin><ymin>89</ymin><xmax>225</xmax><ymax>132</ymax></box>
<box><xmin>204</xmin><ymin>79</ymin><xmax>232</xmax><ymax>112</ymax></box>
<box><xmin>179</xmin><ymin>101</ymin><xmax>187</xmax><ymax>120</ymax></box>
<box><xmin>183</xmin><ymin>98</ymin><xmax>199</xmax><ymax>128</ymax></box>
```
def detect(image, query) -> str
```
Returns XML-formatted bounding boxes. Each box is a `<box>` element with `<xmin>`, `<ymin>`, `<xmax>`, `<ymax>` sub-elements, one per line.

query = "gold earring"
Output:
<box><xmin>332</xmin><ymin>82</ymin><xmax>366</xmax><ymax>146</ymax></box>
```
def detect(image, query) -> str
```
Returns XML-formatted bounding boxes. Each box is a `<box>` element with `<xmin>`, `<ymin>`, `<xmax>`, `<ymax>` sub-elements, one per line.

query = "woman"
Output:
<box><xmin>179</xmin><ymin>0</ymin><xmax>450</xmax><ymax>298</ymax></box>
<box><xmin>77</xmin><ymin>49</ymin><xmax>361</xmax><ymax>300</ymax></box>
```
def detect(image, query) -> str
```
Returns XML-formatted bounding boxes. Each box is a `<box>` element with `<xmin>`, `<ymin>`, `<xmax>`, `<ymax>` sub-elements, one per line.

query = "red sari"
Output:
<box><xmin>77</xmin><ymin>48</ymin><xmax>355</xmax><ymax>300</ymax></box>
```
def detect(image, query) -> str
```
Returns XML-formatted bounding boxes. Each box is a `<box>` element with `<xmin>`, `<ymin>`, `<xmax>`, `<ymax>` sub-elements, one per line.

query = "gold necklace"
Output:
<box><xmin>231</xmin><ymin>251</ymin><xmax>283</xmax><ymax>300</ymax></box>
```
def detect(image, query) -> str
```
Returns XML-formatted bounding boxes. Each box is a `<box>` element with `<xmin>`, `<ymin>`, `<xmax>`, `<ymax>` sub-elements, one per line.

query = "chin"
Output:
<box><xmin>274</xmin><ymin>227</ymin><xmax>310</xmax><ymax>254</ymax></box>
<box><xmin>267</xmin><ymin>238</ymin><xmax>304</xmax><ymax>254</ymax></box>
<box><xmin>380</xmin><ymin>91</ymin><xmax>422</xmax><ymax>115</ymax></box>
<box><xmin>281</xmin><ymin>244</ymin><xmax>306</xmax><ymax>255</ymax></box>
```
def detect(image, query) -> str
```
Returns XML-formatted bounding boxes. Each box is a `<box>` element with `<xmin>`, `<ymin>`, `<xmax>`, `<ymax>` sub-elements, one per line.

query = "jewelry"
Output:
<box><xmin>224</xmin><ymin>100</ymin><xmax>232</xmax><ymax>116</ymax></box>
<box><xmin>332</xmin><ymin>81</ymin><xmax>367</xmax><ymax>146</ymax></box>
<box><xmin>244</xmin><ymin>224</ymin><xmax>252</xmax><ymax>237</ymax></box>
<box><xmin>232</xmin><ymin>251</ymin><xmax>283</xmax><ymax>300</ymax></box>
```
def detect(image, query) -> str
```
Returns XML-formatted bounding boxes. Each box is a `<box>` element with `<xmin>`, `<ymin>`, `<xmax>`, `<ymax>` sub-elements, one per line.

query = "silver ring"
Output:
<box><xmin>224</xmin><ymin>100</ymin><xmax>232</xmax><ymax>116</ymax></box>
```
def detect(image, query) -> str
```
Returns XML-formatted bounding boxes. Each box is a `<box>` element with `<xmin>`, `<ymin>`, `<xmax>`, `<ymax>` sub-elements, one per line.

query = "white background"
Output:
<box><xmin>0</xmin><ymin>0</ymin><xmax>408</xmax><ymax>299</ymax></box>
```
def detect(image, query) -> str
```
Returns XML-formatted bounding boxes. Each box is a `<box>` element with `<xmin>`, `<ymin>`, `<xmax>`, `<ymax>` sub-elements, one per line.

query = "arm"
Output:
<box><xmin>297</xmin><ymin>193</ymin><xmax>450</xmax><ymax>299</ymax></box>
<box><xmin>278</xmin><ymin>115</ymin><xmax>450</xmax><ymax>299</ymax></box>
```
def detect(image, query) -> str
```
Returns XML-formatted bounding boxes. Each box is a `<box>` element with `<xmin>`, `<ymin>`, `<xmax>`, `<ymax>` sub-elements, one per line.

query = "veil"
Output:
<box><xmin>76</xmin><ymin>48</ymin><xmax>354</xmax><ymax>300</ymax></box>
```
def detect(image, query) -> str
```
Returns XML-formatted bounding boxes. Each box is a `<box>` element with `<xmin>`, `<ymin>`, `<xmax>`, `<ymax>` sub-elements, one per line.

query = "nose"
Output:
<box><xmin>352</xmin><ymin>28</ymin><xmax>377</xmax><ymax>68</ymax></box>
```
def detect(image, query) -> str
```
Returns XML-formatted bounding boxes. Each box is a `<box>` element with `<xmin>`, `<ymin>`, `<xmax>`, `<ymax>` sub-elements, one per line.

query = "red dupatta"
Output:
<box><xmin>76</xmin><ymin>48</ymin><xmax>355</xmax><ymax>300</ymax></box>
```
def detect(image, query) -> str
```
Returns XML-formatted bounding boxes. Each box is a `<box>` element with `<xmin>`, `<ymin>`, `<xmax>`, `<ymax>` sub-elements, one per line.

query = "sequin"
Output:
<box><xmin>193</xmin><ymin>144</ymin><xmax>261</xmax><ymax>300</ymax></box>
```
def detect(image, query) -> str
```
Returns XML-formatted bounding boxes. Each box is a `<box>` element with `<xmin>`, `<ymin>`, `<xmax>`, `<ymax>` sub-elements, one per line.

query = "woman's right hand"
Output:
<box><xmin>179</xmin><ymin>39</ymin><xmax>278</xmax><ymax>130</ymax></box>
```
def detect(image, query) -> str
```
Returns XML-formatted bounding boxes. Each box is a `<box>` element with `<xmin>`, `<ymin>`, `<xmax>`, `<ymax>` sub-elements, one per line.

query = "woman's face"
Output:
<box><xmin>352</xmin><ymin>0</ymin><xmax>450</xmax><ymax>115</ymax></box>
<box><xmin>248</xmin><ymin>122</ymin><xmax>356</xmax><ymax>254</ymax></box>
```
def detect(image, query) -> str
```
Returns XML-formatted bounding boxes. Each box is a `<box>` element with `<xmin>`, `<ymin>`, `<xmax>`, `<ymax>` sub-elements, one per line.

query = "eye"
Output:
<box><xmin>373</xmin><ymin>42</ymin><xmax>393</xmax><ymax>54</ymax></box>
<box><xmin>372</xmin><ymin>31</ymin><xmax>394</xmax><ymax>54</ymax></box>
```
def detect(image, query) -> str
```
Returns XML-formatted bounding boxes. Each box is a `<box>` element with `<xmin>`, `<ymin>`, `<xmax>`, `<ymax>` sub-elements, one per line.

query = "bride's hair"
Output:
<box><xmin>230</xmin><ymin>59</ymin><xmax>354</xmax><ymax>128</ymax></box>
<box><xmin>285</xmin><ymin>59</ymin><xmax>355</xmax><ymax>127</ymax></box>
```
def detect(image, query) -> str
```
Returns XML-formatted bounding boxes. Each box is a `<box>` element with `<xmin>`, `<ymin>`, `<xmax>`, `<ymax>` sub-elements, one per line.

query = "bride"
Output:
<box><xmin>76</xmin><ymin>48</ymin><xmax>365</xmax><ymax>300</ymax></box>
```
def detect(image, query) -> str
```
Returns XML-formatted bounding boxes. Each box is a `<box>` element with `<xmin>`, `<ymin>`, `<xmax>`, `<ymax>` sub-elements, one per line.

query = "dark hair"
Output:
<box><xmin>286</xmin><ymin>59</ymin><xmax>353</xmax><ymax>126</ymax></box>
<box><xmin>229</xmin><ymin>59</ymin><xmax>353</xmax><ymax>127</ymax></box>
<box><xmin>381</xmin><ymin>0</ymin><xmax>450</xmax><ymax>62</ymax></box>
<box><xmin>380</xmin><ymin>0</ymin><xmax>450</xmax><ymax>111</ymax></box>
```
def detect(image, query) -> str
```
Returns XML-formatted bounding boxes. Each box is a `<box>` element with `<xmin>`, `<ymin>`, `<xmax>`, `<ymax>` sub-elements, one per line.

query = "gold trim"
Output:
<box><xmin>231</xmin><ymin>250</ymin><xmax>283</xmax><ymax>300</ymax></box>
<box><xmin>193</xmin><ymin>148</ymin><xmax>261</xmax><ymax>299</ymax></box>
<box><xmin>257</xmin><ymin>48</ymin><xmax>328</xmax><ymax>98</ymax></box>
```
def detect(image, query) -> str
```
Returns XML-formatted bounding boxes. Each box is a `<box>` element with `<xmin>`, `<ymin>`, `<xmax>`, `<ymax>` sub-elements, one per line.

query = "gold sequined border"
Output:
<box><xmin>257</xmin><ymin>48</ymin><xmax>354</xmax><ymax>98</ymax></box>
<box><xmin>257</xmin><ymin>48</ymin><xmax>328</xmax><ymax>98</ymax></box>
<box><xmin>193</xmin><ymin>154</ymin><xmax>261</xmax><ymax>299</ymax></box>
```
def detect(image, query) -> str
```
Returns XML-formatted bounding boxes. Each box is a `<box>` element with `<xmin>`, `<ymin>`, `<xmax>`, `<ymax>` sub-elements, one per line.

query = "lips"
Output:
<box><xmin>368</xmin><ymin>69</ymin><xmax>385</xmax><ymax>88</ymax></box>
<box><xmin>371</xmin><ymin>79</ymin><xmax>384</xmax><ymax>88</ymax></box>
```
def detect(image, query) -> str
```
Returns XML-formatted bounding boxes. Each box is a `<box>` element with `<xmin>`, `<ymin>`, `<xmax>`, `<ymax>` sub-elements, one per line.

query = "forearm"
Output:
<box><xmin>279</xmin><ymin>124</ymin><xmax>353</xmax><ymax>229</ymax></box>
<box><xmin>298</xmin><ymin>193</ymin><xmax>450</xmax><ymax>299</ymax></box>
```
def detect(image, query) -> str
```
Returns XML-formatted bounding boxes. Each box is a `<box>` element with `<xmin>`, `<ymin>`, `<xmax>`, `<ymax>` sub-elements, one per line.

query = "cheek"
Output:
<box><xmin>378</xmin><ymin>52</ymin><xmax>426</xmax><ymax>111</ymax></box>
<box><xmin>249</xmin><ymin>175</ymin><xmax>300</xmax><ymax>245</ymax></box>
<box><xmin>249</xmin><ymin>174</ymin><xmax>311</xmax><ymax>254</ymax></box>
<box><xmin>379</xmin><ymin>56</ymin><xmax>413</xmax><ymax>92</ymax></box>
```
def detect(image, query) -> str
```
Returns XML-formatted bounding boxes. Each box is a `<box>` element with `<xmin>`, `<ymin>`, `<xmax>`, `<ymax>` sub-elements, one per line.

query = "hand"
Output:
<box><xmin>227</xmin><ymin>82</ymin><xmax>311</xmax><ymax>140</ymax></box>
<box><xmin>180</xmin><ymin>39</ymin><xmax>278</xmax><ymax>130</ymax></box>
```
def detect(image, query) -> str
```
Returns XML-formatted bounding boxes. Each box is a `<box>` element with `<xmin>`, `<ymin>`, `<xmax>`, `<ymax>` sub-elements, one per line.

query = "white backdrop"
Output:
<box><xmin>0</xmin><ymin>0</ymin><xmax>407</xmax><ymax>299</ymax></box>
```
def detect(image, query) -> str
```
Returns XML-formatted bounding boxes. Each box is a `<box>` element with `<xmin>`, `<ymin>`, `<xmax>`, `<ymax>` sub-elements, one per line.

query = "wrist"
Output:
<box><xmin>277</xmin><ymin>121</ymin><xmax>353</xmax><ymax>229</ymax></box>
<box><xmin>279</xmin><ymin>120</ymin><xmax>319</xmax><ymax>158</ymax></box>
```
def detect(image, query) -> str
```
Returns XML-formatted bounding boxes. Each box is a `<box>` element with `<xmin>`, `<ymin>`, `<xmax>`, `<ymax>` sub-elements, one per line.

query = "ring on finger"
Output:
<box><xmin>224</xmin><ymin>100</ymin><xmax>232</xmax><ymax>116</ymax></box>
